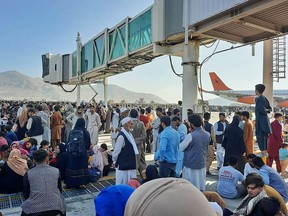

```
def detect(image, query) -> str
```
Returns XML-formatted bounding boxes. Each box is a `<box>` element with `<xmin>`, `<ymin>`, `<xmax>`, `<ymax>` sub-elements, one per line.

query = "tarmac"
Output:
<box><xmin>0</xmin><ymin>112</ymin><xmax>249</xmax><ymax>215</ymax></box>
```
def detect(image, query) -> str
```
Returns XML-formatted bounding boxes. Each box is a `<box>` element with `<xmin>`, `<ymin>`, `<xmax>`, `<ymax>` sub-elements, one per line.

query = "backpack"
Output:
<box><xmin>67</xmin><ymin>129</ymin><xmax>86</xmax><ymax>157</ymax></box>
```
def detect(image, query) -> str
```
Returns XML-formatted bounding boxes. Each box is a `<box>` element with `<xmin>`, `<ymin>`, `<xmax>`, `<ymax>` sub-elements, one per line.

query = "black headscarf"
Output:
<box><xmin>71</xmin><ymin>117</ymin><xmax>91</xmax><ymax>150</ymax></box>
<box><xmin>74</xmin><ymin>118</ymin><xmax>85</xmax><ymax>129</ymax></box>
<box><xmin>58</xmin><ymin>143</ymin><xmax>67</xmax><ymax>155</ymax></box>
<box><xmin>142</xmin><ymin>165</ymin><xmax>160</xmax><ymax>184</ymax></box>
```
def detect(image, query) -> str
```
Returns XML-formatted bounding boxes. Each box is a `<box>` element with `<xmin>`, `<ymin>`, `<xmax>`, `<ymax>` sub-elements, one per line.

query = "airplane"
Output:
<box><xmin>201</xmin><ymin>72</ymin><xmax>288</xmax><ymax>108</ymax></box>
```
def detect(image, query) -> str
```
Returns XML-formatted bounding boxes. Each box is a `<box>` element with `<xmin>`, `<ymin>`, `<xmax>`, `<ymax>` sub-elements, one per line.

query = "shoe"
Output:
<box><xmin>206</xmin><ymin>171</ymin><xmax>212</xmax><ymax>175</ymax></box>
<box><xmin>146</xmin><ymin>150</ymin><xmax>151</xmax><ymax>153</ymax></box>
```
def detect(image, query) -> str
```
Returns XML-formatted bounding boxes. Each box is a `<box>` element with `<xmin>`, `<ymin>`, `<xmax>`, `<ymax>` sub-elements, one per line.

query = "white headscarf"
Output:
<box><xmin>91</xmin><ymin>145</ymin><xmax>104</xmax><ymax>173</ymax></box>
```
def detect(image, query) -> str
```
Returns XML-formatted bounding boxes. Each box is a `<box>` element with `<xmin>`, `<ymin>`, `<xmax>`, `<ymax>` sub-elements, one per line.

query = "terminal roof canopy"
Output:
<box><xmin>188</xmin><ymin>0</ymin><xmax>288</xmax><ymax>44</ymax></box>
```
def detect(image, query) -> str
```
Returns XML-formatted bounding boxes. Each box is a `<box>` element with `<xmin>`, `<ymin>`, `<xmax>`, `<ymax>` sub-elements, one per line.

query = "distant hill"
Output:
<box><xmin>0</xmin><ymin>71</ymin><xmax>168</xmax><ymax>103</ymax></box>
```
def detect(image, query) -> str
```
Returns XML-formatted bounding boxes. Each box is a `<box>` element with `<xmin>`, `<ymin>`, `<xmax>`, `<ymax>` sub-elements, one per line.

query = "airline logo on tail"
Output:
<box><xmin>209</xmin><ymin>72</ymin><xmax>232</xmax><ymax>91</ymax></box>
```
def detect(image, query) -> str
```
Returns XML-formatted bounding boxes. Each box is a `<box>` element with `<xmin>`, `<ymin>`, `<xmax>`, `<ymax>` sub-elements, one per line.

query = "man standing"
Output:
<box><xmin>180</xmin><ymin>114</ymin><xmax>210</xmax><ymax>191</ymax></box>
<box><xmin>203</xmin><ymin>112</ymin><xmax>216</xmax><ymax>175</ymax></box>
<box><xmin>130</xmin><ymin>109</ymin><xmax>147</xmax><ymax>177</ymax></box>
<box><xmin>85</xmin><ymin>105</ymin><xmax>102</xmax><ymax>146</ymax></box>
<box><xmin>267</xmin><ymin>113</ymin><xmax>283</xmax><ymax>172</ymax></box>
<box><xmin>112</xmin><ymin>117</ymin><xmax>139</xmax><ymax>185</ymax></box>
<box><xmin>50</xmin><ymin>105</ymin><xmax>63</xmax><ymax>149</ymax></box>
<box><xmin>154</xmin><ymin>116</ymin><xmax>179</xmax><ymax>178</ymax></box>
<box><xmin>110</xmin><ymin>106</ymin><xmax>120</xmax><ymax>149</ymax></box>
<box><xmin>145</xmin><ymin>107</ymin><xmax>155</xmax><ymax>153</ymax></box>
<box><xmin>241</xmin><ymin>111</ymin><xmax>254</xmax><ymax>155</ymax></box>
<box><xmin>21</xmin><ymin>149</ymin><xmax>66</xmax><ymax>216</ymax></box>
<box><xmin>37</xmin><ymin>105</ymin><xmax>50</xmax><ymax>144</ymax></box>
<box><xmin>27</xmin><ymin>108</ymin><xmax>46</xmax><ymax>147</ymax></box>
<box><xmin>152</xmin><ymin>107</ymin><xmax>163</xmax><ymax>152</ymax></box>
<box><xmin>252</xmin><ymin>156</ymin><xmax>288</xmax><ymax>202</ymax></box>
<box><xmin>255</xmin><ymin>84</ymin><xmax>272</xmax><ymax>157</ymax></box>
<box><xmin>66</xmin><ymin>106</ymin><xmax>84</xmax><ymax>130</ymax></box>
<box><xmin>171</xmin><ymin>116</ymin><xmax>187</xmax><ymax>177</ymax></box>
<box><xmin>214</xmin><ymin>113</ymin><xmax>228</xmax><ymax>170</ymax></box>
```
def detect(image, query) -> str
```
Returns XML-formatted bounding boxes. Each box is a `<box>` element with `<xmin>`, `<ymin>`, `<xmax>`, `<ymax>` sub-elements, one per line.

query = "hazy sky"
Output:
<box><xmin>1</xmin><ymin>0</ymin><xmax>287</xmax><ymax>103</ymax></box>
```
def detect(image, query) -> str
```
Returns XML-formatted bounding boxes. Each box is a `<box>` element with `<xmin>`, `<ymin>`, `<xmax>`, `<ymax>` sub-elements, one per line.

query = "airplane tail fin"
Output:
<box><xmin>209</xmin><ymin>72</ymin><xmax>232</xmax><ymax>91</ymax></box>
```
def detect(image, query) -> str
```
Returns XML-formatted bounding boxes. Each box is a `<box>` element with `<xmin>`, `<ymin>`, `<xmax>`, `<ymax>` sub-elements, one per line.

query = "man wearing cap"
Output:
<box><xmin>112</xmin><ymin>117</ymin><xmax>139</xmax><ymax>185</ymax></box>
<box><xmin>255</xmin><ymin>84</ymin><xmax>272</xmax><ymax>157</ymax></box>
<box><xmin>214</xmin><ymin>113</ymin><xmax>228</xmax><ymax>170</ymax></box>
<box><xmin>115</xmin><ymin>107</ymin><xmax>130</xmax><ymax>133</ymax></box>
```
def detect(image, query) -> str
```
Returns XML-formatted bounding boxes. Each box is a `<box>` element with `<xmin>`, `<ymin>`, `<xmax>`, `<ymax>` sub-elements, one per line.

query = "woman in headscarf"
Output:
<box><xmin>95</xmin><ymin>185</ymin><xmax>134</xmax><ymax>216</ymax></box>
<box><xmin>15</xmin><ymin>107</ymin><xmax>28</xmax><ymax>140</ymax></box>
<box><xmin>63</xmin><ymin>103</ymin><xmax>74</xmax><ymax>142</ymax></box>
<box><xmin>141</xmin><ymin>164</ymin><xmax>160</xmax><ymax>184</ymax></box>
<box><xmin>10</xmin><ymin>141</ymin><xmax>29</xmax><ymax>157</ymax></box>
<box><xmin>222</xmin><ymin>115</ymin><xmax>246</xmax><ymax>174</ymax></box>
<box><xmin>0</xmin><ymin>149</ymin><xmax>28</xmax><ymax>193</ymax></box>
<box><xmin>128</xmin><ymin>179</ymin><xmax>140</xmax><ymax>189</ymax></box>
<box><xmin>124</xmin><ymin>178</ymin><xmax>217</xmax><ymax>216</ymax></box>
<box><xmin>50</xmin><ymin>143</ymin><xmax>69</xmax><ymax>180</ymax></box>
<box><xmin>41</xmin><ymin>103</ymin><xmax>51</xmax><ymax>116</ymax></box>
<box><xmin>65</xmin><ymin>118</ymin><xmax>90</xmax><ymax>188</ymax></box>
<box><xmin>90</xmin><ymin>145</ymin><xmax>104</xmax><ymax>175</ymax></box>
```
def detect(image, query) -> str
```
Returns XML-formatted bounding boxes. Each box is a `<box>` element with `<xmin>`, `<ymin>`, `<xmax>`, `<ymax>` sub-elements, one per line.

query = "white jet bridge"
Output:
<box><xmin>42</xmin><ymin>0</ymin><xmax>288</xmax><ymax>117</ymax></box>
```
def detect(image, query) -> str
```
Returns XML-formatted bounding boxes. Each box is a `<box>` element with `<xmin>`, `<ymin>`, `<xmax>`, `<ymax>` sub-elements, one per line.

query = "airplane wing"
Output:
<box><xmin>201</xmin><ymin>89</ymin><xmax>256</xmax><ymax>104</ymax></box>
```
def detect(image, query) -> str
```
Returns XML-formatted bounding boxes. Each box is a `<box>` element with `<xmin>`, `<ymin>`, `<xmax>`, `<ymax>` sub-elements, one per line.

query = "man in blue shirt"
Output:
<box><xmin>171</xmin><ymin>116</ymin><xmax>187</xmax><ymax>177</ymax></box>
<box><xmin>252</xmin><ymin>156</ymin><xmax>288</xmax><ymax>202</ymax></box>
<box><xmin>217</xmin><ymin>156</ymin><xmax>246</xmax><ymax>199</ymax></box>
<box><xmin>154</xmin><ymin>116</ymin><xmax>180</xmax><ymax>177</ymax></box>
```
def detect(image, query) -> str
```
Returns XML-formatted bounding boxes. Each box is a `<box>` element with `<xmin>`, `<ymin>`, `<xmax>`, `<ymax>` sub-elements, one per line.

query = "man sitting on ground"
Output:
<box><xmin>217</xmin><ymin>156</ymin><xmax>246</xmax><ymax>199</ymax></box>
<box><xmin>244</xmin><ymin>154</ymin><xmax>258</xmax><ymax>178</ymax></box>
<box><xmin>223</xmin><ymin>173</ymin><xmax>267</xmax><ymax>216</ymax></box>
<box><xmin>252</xmin><ymin>156</ymin><xmax>288</xmax><ymax>202</ymax></box>
<box><xmin>21</xmin><ymin>149</ymin><xmax>66</xmax><ymax>216</ymax></box>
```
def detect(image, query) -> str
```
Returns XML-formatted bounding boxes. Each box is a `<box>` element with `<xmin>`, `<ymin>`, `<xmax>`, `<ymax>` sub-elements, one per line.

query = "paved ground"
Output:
<box><xmin>0</xmin><ymin>112</ymin><xmax>247</xmax><ymax>215</ymax></box>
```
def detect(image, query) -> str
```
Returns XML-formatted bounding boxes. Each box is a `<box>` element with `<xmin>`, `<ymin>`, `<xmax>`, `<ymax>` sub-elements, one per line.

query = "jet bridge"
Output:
<box><xmin>42</xmin><ymin>0</ymin><xmax>288</xmax><ymax>112</ymax></box>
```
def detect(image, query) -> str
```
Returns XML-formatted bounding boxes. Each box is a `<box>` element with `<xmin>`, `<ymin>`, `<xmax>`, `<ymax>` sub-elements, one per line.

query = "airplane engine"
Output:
<box><xmin>237</xmin><ymin>96</ymin><xmax>255</xmax><ymax>104</ymax></box>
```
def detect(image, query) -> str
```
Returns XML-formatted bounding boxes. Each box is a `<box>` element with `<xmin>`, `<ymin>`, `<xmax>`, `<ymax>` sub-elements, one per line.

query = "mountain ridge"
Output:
<box><xmin>0</xmin><ymin>71</ymin><xmax>168</xmax><ymax>103</ymax></box>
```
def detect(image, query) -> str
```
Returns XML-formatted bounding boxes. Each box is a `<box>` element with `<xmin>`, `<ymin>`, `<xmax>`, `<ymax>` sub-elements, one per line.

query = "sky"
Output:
<box><xmin>1</xmin><ymin>0</ymin><xmax>288</xmax><ymax>103</ymax></box>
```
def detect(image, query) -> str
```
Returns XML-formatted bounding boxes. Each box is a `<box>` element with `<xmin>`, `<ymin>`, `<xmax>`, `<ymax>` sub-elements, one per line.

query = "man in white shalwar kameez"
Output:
<box><xmin>85</xmin><ymin>106</ymin><xmax>102</xmax><ymax>145</ymax></box>
<box><xmin>180</xmin><ymin>114</ymin><xmax>210</xmax><ymax>191</ymax></box>
<box><xmin>112</xmin><ymin>117</ymin><xmax>139</xmax><ymax>185</ymax></box>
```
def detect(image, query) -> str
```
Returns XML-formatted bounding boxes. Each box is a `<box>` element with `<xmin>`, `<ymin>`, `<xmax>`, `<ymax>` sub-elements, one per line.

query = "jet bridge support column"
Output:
<box><xmin>182</xmin><ymin>41</ymin><xmax>200</xmax><ymax>121</ymax></box>
<box><xmin>103</xmin><ymin>78</ymin><xmax>108</xmax><ymax>106</ymax></box>
<box><xmin>76</xmin><ymin>32</ymin><xmax>82</xmax><ymax>106</ymax></box>
<box><xmin>263</xmin><ymin>40</ymin><xmax>273</xmax><ymax>108</ymax></box>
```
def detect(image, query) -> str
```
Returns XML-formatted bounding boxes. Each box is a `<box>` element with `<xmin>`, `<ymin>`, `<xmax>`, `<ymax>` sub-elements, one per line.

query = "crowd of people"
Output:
<box><xmin>1</xmin><ymin>84</ymin><xmax>288</xmax><ymax>215</ymax></box>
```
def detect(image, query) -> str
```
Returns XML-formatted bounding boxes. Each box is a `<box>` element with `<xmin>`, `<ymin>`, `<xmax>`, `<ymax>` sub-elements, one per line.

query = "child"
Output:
<box><xmin>99</xmin><ymin>143</ymin><xmax>113</xmax><ymax>176</ymax></box>
<box><xmin>39</xmin><ymin>140</ymin><xmax>53</xmax><ymax>160</ymax></box>
<box><xmin>279</xmin><ymin>142</ymin><xmax>288</xmax><ymax>178</ymax></box>
<box><xmin>25</xmin><ymin>138</ymin><xmax>38</xmax><ymax>160</ymax></box>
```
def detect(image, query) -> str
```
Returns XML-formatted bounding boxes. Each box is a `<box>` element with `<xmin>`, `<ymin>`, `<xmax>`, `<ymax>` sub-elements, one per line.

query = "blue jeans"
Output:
<box><xmin>160</xmin><ymin>161</ymin><xmax>176</xmax><ymax>177</ymax></box>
